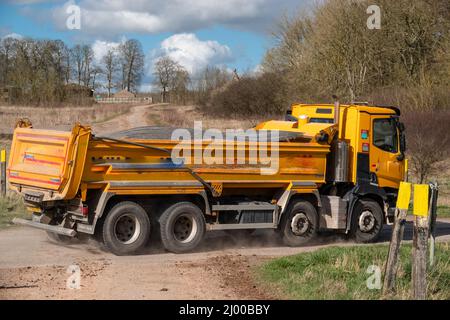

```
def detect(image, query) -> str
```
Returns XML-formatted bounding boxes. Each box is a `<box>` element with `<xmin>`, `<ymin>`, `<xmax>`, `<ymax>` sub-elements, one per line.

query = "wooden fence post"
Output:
<box><xmin>1</xmin><ymin>149</ymin><xmax>6</xmax><ymax>197</ymax></box>
<box><xmin>383</xmin><ymin>181</ymin><xmax>411</xmax><ymax>295</ymax></box>
<box><xmin>412</xmin><ymin>184</ymin><xmax>430</xmax><ymax>300</ymax></box>
<box><xmin>428</xmin><ymin>183</ymin><xmax>438</xmax><ymax>267</ymax></box>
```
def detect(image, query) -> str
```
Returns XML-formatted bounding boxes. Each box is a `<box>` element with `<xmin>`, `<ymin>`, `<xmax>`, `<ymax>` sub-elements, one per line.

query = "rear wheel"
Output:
<box><xmin>281</xmin><ymin>200</ymin><xmax>318</xmax><ymax>246</ymax></box>
<box><xmin>46</xmin><ymin>217</ymin><xmax>73</xmax><ymax>244</ymax></box>
<box><xmin>159</xmin><ymin>202</ymin><xmax>206</xmax><ymax>253</ymax></box>
<box><xmin>351</xmin><ymin>199</ymin><xmax>383</xmax><ymax>243</ymax></box>
<box><xmin>102</xmin><ymin>201</ymin><xmax>151</xmax><ymax>255</ymax></box>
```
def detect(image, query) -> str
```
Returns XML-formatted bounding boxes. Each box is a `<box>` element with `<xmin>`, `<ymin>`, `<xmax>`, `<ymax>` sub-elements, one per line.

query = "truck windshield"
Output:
<box><xmin>373</xmin><ymin>118</ymin><xmax>398</xmax><ymax>153</ymax></box>
<box><xmin>309</xmin><ymin>118</ymin><xmax>334</xmax><ymax>124</ymax></box>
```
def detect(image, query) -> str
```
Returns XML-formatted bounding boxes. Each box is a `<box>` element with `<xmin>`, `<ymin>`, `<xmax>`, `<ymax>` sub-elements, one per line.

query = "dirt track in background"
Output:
<box><xmin>1</xmin><ymin>219</ymin><xmax>450</xmax><ymax>300</ymax></box>
<box><xmin>91</xmin><ymin>103</ymin><xmax>168</xmax><ymax>134</ymax></box>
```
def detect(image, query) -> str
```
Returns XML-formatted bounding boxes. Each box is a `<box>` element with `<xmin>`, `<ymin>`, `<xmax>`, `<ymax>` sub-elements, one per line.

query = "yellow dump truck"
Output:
<box><xmin>8</xmin><ymin>102</ymin><xmax>406</xmax><ymax>255</ymax></box>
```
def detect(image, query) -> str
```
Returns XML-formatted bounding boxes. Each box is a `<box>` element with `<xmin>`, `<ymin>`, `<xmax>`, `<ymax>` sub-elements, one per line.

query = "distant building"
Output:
<box><xmin>114</xmin><ymin>89</ymin><xmax>136</xmax><ymax>99</ymax></box>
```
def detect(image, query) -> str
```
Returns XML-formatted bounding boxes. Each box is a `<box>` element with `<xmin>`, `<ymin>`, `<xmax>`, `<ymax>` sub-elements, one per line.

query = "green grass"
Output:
<box><xmin>405</xmin><ymin>205</ymin><xmax>450</xmax><ymax>218</ymax></box>
<box><xmin>257</xmin><ymin>243</ymin><xmax>450</xmax><ymax>300</ymax></box>
<box><xmin>0</xmin><ymin>194</ymin><xmax>28</xmax><ymax>229</ymax></box>
<box><xmin>437</xmin><ymin>205</ymin><xmax>450</xmax><ymax>218</ymax></box>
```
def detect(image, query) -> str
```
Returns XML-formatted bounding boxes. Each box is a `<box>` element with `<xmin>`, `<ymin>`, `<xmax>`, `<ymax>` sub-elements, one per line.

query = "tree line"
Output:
<box><xmin>0</xmin><ymin>37</ymin><xmax>145</xmax><ymax>105</ymax></box>
<box><xmin>0</xmin><ymin>34</ymin><xmax>235</xmax><ymax>106</ymax></box>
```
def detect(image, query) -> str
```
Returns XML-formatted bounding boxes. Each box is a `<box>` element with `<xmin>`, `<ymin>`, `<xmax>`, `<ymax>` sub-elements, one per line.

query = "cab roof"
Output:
<box><xmin>290</xmin><ymin>103</ymin><xmax>400</xmax><ymax>116</ymax></box>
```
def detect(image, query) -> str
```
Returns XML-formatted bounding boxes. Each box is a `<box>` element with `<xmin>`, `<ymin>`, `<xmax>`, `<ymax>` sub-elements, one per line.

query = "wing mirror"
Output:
<box><xmin>397</xmin><ymin>121</ymin><xmax>406</xmax><ymax>161</ymax></box>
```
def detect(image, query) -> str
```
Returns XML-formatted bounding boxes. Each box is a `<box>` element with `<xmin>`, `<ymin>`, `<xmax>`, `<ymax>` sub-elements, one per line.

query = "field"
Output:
<box><xmin>149</xmin><ymin>104</ymin><xmax>274</xmax><ymax>129</ymax></box>
<box><xmin>0</xmin><ymin>194</ymin><xmax>27</xmax><ymax>229</ymax></box>
<box><xmin>257</xmin><ymin>242</ymin><xmax>450</xmax><ymax>300</ymax></box>
<box><xmin>0</xmin><ymin>103</ymin><xmax>133</xmax><ymax>134</ymax></box>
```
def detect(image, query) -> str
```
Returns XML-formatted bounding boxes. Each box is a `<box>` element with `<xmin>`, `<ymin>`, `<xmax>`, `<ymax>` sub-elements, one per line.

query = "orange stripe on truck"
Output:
<box><xmin>8</xmin><ymin>174</ymin><xmax>61</xmax><ymax>186</ymax></box>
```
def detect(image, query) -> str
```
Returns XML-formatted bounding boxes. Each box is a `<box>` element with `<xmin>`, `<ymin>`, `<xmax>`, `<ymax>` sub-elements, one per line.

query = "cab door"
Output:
<box><xmin>370</xmin><ymin>116</ymin><xmax>404</xmax><ymax>188</ymax></box>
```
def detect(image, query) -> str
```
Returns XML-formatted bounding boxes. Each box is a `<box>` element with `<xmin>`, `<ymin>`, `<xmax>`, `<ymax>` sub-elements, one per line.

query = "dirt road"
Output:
<box><xmin>92</xmin><ymin>103</ymin><xmax>168</xmax><ymax>134</ymax></box>
<box><xmin>1</xmin><ymin>219</ymin><xmax>449</xmax><ymax>300</ymax></box>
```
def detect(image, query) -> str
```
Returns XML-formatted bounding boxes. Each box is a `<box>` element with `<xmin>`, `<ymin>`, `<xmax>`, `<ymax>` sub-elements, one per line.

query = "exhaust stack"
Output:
<box><xmin>326</xmin><ymin>95</ymin><xmax>349</xmax><ymax>183</ymax></box>
<box><xmin>333</xmin><ymin>95</ymin><xmax>340</xmax><ymax>126</ymax></box>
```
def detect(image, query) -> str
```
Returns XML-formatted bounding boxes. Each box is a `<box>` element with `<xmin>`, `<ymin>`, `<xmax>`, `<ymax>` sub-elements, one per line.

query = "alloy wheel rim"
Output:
<box><xmin>114</xmin><ymin>214</ymin><xmax>141</xmax><ymax>244</ymax></box>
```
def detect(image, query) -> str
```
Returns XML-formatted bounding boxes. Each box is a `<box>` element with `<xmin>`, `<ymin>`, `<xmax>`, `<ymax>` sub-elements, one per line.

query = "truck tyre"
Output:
<box><xmin>46</xmin><ymin>217</ymin><xmax>73</xmax><ymax>244</ymax></box>
<box><xmin>281</xmin><ymin>200</ymin><xmax>318</xmax><ymax>246</ymax></box>
<box><xmin>351</xmin><ymin>199</ymin><xmax>383</xmax><ymax>243</ymax></box>
<box><xmin>102</xmin><ymin>201</ymin><xmax>151</xmax><ymax>256</ymax></box>
<box><xmin>159</xmin><ymin>202</ymin><xmax>206</xmax><ymax>253</ymax></box>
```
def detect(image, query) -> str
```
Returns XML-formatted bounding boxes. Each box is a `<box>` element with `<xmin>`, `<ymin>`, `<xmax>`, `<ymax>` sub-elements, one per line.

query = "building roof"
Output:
<box><xmin>114</xmin><ymin>89</ymin><xmax>135</xmax><ymax>98</ymax></box>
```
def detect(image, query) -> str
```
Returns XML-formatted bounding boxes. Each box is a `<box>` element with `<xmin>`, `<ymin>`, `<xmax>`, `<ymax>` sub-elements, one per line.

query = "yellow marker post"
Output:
<box><xmin>396</xmin><ymin>181</ymin><xmax>411</xmax><ymax>210</ymax></box>
<box><xmin>413</xmin><ymin>184</ymin><xmax>429</xmax><ymax>217</ymax></box>
<box><xmin>412</xmin><ymin>183</ymin><xmax>430</xmax><ymax>299</ymax></box>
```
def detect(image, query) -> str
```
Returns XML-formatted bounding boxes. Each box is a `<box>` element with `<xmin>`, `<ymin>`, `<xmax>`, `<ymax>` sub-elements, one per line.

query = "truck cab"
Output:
<box><xmin>259</xmin><ymin>102</ymin><xmax>406</xmax><ymax>233</ymax></box>
<box><xmin>283</xmin><ymin>102</ymin><xmax>406</xmax><ymax>189</ymax></box>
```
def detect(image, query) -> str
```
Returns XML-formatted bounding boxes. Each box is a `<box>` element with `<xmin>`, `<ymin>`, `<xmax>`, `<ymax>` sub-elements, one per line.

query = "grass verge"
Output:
<box><xmin>437</xmin><ymin>205</ymin><xmax>450</xmax><ymax>218</ymax></box>
<box><xmin>257</xmin><ymin>243</ymin><xmax>450</xmax><ymax>300</ymax></box>
<box><xmin>0</xmin><ymin>194</ymin><xmax>28</xmax><ymax>229</ymax></box>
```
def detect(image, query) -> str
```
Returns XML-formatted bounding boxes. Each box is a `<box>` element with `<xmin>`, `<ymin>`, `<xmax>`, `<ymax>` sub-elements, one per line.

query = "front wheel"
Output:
<box><xmin>159</xmin><ymin>202</ymin><xmax>206</xmax><ymax>253</ymax></box>
<box><xmin>102</xmin><ymin>201</ymin><xmax>151</xmax><ymax>255</ymax></box>
<box><xmin>280</xmin><ymin>200</ymin><xmax>318</xmax><ymax>246</ymax></box>
<box><xmin>351</xmin><ymin>199</ymin><xmax>383</xmax><ymax>243</ymax></box>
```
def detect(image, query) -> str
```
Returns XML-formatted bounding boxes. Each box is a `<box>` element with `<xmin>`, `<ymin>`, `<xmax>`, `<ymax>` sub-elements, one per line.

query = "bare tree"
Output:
<box><xmin>70</xmin><ymin>45</ymin><xmax>84</xmax><ymax>85</ymax></box>
<box><xmin>82</xmin><ymin>45</ymin><xmax>94</xmax><ymax>86</ymax></box>
<box><xmin>403</xmin><ymin>110</ymin><xmax>450</xmax><ymax>183</ymax></box>
<box><xmin>90</xmin><ymin>65</ymin><xmax>102</xmax><ymax>92</ymax></box>
<box><xmin>102</xmin><ymin>49</ymin><xmax>117</xmax><ymax>97</ymax></box>
<box><xmin>153</xmin><ymin>56</ymin><xmax>180</xmax><ymax>103</ymax></box>
<box><xmin>0</xmin><ymin>37</ymin><xmax>18</xmax><ymax>86</ymax></box>
<box><xmin>171</xmin><ymin>68</ymin><xmax>190</xmax><ymax>105</ymax></box>
<box><xmin>193</xmin><ymin>65</ymin><xmax>232</xmax><ymax>106</ymax></box>
<box><xmin>119</xmin><ymin>39</ymin><xmax>144</xmax><ymax>92</ymax></box>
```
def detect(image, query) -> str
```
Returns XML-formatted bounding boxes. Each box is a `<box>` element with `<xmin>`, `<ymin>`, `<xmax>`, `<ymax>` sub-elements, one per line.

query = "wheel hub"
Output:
<box><xmin>290</xmin><ymin>213</ymin><xmax>309</xmax><ymax>236</ymax></box>
<box><xmin>358</xmin><ymin>210</ymin><xmax>376</xmax><ymax>232</ymax></box>
<box><xmin>114</xmin><ymin>214</ymin><xmax>141</xmax><ymax>244</ymax></box>
<box><xmin>173</xmin><ymin>214</ymin><xmax>197</xmax><ymax>243</ymax></box>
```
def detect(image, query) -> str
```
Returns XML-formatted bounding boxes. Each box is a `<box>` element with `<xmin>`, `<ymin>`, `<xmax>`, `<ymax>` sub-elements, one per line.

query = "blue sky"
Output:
<box><xmin>0</xmin><ymin>0</ymin><xmax>311</xmax><ymax>90</ymax></box>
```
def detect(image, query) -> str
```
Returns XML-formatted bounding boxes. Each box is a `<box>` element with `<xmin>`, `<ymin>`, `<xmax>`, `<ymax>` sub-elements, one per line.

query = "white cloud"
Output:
<box><xmin>91</xmin><ymin>39</ymin><xmax>121</xmax><ymax>63</ymax></box>
<box><xmin>140</xmin><ymin>83</ymin><xmax>155</xmax><ymax>93</ymax></box>
<box><xmin>49</xmin><ymin>0</ymin><xmax>306</xmax><ymax>36</ymax></box>
<box><xmin>151</xmin><ymin>33</ymin><xmax>233</xmax><ymax>74</ymax></box>
<box><xmin>252</xmin><ymin>64</ymin><xmax>263</xmax><ymax>74</ymax></box>
<box><xmin>8</xmin><ymin>0</ymin><xmax>57</xmax><ymax>4</ymax></box>
<box><xmin>1</xmin><ymin>33</ymin><xmax>23</xmax><ymax>40</ymax></box>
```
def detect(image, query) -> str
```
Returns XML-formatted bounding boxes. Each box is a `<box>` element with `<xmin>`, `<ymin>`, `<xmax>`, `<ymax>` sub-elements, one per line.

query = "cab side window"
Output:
<box><xmin>373</xmin><ymin>118</ymin><xmax>398</xmax><ymax>153</ymax></box>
